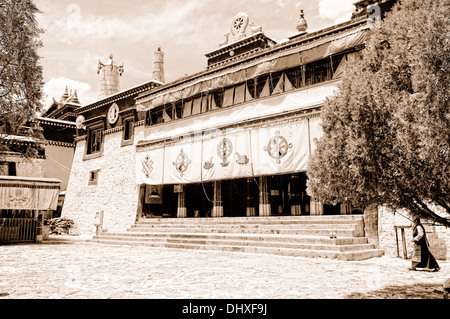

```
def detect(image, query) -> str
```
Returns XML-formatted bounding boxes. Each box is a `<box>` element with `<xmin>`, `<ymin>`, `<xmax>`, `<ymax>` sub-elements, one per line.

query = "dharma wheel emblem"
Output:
<box><xmin>217</xmin><ymin>138</ymin><xmax>233</xmax><ymax>167</ymax></box>
<box><xmin>173</xmin><ymin>148</ymin><xmax>191</xmax><ymax>176</ymax></box>
<box><xmin>264</xmin><ymin>130</ymin><xmax>293</xmax><ymax>164</ymax></box>
<box><xmin>142</xmin><ymin>155</ymin><xmax>154</xmax><ymax>178</ymax></box>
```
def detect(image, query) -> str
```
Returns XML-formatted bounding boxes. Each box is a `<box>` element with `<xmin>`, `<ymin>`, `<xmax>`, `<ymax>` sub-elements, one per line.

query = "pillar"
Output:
<box><xmin>246</xmin><ymin>178</ymin><xmax>256</xmax><ymax>216</ymax></box>
<box><xmin>136</xmin><ymin>185</ymin><xmax>145</xmax><ymax>221</ymax></box>
<box><xmin>212</xmin><ymin>180</ymin><xmax>223</xmax><ymax>217</ymax></box>
<box><xmin>177</xmin><ymin>188</ymin><xmax>187</xmax><ymax>218</ymax></box>
<box><xmin>290</xmin><ymin>174</ymin><xmax>302</xmax><ymax>215</ymax></box>
<box><xmin>340</xmin><ymin>203</ymin><xmax>352</xmax><ymax>215</ymax></box>
<box><xmin>259</xmin><ymin>176</ymin><xmax>271</xmax><ymax>216</ymax></box>
<box><xmin>310</xmin><ymin>199</ymin><xmax>323</xmax><ymax>216</ymax></box>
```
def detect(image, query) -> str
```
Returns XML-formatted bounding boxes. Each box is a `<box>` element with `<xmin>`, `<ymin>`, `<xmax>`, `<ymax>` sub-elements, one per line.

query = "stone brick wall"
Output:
<box><xmin>378</xmin><ymin>206</ymin><xmax>449</xmax><ymax>260</ymax></box>
<box><xmin>0</xmin><ymin>155</ymin><xmax>44</xmax><ymax>177</ymax></box>
<box><xmin>61</xmin><ymin>125</ymin><xmax>144</xmax><ymax>235</ymax></box>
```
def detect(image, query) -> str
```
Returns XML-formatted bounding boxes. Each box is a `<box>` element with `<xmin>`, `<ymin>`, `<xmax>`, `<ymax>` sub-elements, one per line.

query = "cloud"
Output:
<box><xmin>42</xmin><ymin>77</ymin><xmax>95</xmax><ymax>110</ymax></box>
<box><xmin>318</xmin><ymin>0</ymin><xmax>355</xmax><ymax>23</ymax></box>
<box><xmin>47</xmin><ymin>2</ymin><xmax>208</xmax><ymax>45</ymax></box>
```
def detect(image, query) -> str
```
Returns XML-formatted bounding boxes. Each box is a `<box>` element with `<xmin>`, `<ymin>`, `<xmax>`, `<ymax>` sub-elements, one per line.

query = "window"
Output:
<box><xmin>175</xmin><ymin>101</ymin><xmax>183</xmax><ymax>119</ymax></box>
<box><xmin>88</xmin><ymin>169</ymin><xmax>100</xmax><ymax>185</ymax></box>
<box><xmin>256</xmin><ymin>74</ymin><xmax>270</xmax><ymax>98</ymax></box>
<box><xmin>0</xmin><ymin>162</ymin><xmax>16</xmax><ymax>176</ymax></box>
<box><xmin>211</xmin><ymin>90</ymin><xmax>223</xmax><ymax>109</ymax></box>
<box><xmin>87</xmin><ymin>127</ymin><xmax>103</xmax><ymax>154</ymax></box>
<box><xmin>146</xmin><ymin>108</ymin><xmax>164</xmax><ymax>125</ymax></box>
<box><xmin>285</xmin><ymin>67</ymin><xmax>302</xmax><ymax>90</ymax></box>
<box><xmin>8</xmin><ymin>162</ymin><xmax>16</xmax><ymax>176</ymax></box>
<box><xmin>123</xmin><ymin>118</ymin><xmax>133</xmax><ymax>141</ymax></box>
<box><xmin>246</xmin><ymin>80</ymin><xmax>256</xmax><ymax>100</ymax></box>
<box><xmin>270</xmin><ymin>71</ymin><xmax>283</xmax><ymax>95</ymax></box>
<box><xmin>305</xmin><ymin>58</ymin><xmax>332</xmax><ymax>86</ymax></box>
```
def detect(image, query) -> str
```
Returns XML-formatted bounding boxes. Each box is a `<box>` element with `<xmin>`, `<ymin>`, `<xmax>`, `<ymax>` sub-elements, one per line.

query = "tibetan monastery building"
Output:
<box><xmin>64</xmin><ymin>1</ymin><xmax>437</xmax><ymax>257</ymax></box>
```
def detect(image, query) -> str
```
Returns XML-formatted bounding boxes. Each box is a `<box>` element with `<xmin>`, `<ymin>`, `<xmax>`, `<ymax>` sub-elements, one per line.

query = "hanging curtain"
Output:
<box><xmin>191</xmin><ymin>97</ymin><xmax>202</xmax><ymax>116</ymax></box>
<box><xmin>245</xmin><ymin>83</ymin><xmax>254</xmax><ymax>102</ymax></box>
<box><xmin>210</xmin><ymin>94</ymin><xmax>218</xmax><ymax>111</ymax></box>
<box><xmin>183</xmin><ymin>100</ymin><xmax>192</xmax><ymax>118</ymax></box>
<box><xmin>259</xmin><ymin>78</ymin><xmax>270</xmax><ymax>98</ymax></box>
<box><xmin>284</xmin><ymin>74</ymin><xmax>295</xmax><ymax>91</ymax></box>
<box><xmin>163</xmin><ymin>108</ymin><xmax>172</xmax><ymax>122</ymax></box>
<box><xmin>201</xmin><ymin>95</ymin><xmax>209</xmax><ymax>113</ymax></box>
<box><xmin>272</xmin><ymin>73</ymin><xmax>285</xmax><ymax>95</ymax></box>
<box><xmin>233</xmin><ymin>84</ymin><xmax>246</xmax><ymax>105</ymax></box>
<box><xmin>136</xmin><ymin>146</ymin><xmax>165</xmax><ymax>185</ymax></box>
<box><xmin>223</xmin><ymin>87</ymin><xmax>234</xmax><ymax>107</ymax></box>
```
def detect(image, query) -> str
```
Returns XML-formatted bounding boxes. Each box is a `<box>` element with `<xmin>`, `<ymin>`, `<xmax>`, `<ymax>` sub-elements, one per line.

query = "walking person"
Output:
<box><xmin>409</xmin><ymin>217</ymin><xmax>440</xmax><ymax>272</ymax></box>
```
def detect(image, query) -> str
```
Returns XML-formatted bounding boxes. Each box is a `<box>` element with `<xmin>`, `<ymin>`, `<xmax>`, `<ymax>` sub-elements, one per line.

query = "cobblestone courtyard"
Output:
<box><xmin>0</xmin><ymin>236</ymin><xmax>448</xmax><ymax>299</ymax></box>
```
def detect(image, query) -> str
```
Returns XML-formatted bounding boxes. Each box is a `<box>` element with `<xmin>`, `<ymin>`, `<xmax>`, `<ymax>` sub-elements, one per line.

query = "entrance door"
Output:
<box><xmin>185</xmin><ymin>183</ymin><xmax>213</xmax><ymax>217</ymax></box>
<box><xmin>269</xmin><ymin>175</ymin><xmax>291</xmax><ymax>215</ymax></box>
<box><xmin>223</xmin><ymin>178</ymin><xmax>247</xmax><ymax>217</ymax></box>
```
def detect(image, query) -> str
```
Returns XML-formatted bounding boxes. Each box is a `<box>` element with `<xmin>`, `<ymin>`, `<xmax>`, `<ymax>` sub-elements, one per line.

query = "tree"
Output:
<box><xmin>0</xmin><ymin>0</ymin><xmax>44</xmax><ymax>155</ymax></box>
<box><xmin>307</xmin><ymin>0</ymin><xmax>449</xmax><ymax>227</ymax></box>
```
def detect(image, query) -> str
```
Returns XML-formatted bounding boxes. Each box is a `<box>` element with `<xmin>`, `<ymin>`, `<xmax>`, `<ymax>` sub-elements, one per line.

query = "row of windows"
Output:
<box><xmin>86</xmin><ymin>117</ymin><xmax>134</xmax><ymax>156</ymax></box>
<box><xmin>85</xmin><ymin>54</ymin><xmax>347</xmax><ymax>156</ymax></box>
<box><xmin>145</xmin><ymin>54</ymin><xmax>345</xmax><ymax>126</ymax></box>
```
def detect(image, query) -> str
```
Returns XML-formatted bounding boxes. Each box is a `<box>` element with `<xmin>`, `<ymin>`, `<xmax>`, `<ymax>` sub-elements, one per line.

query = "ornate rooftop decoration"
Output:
<box><xmin>296</xmin><ymin>9</ymin><xmax>308</xmax><ymax>34</ymax></box>
<box><xmin>218</xmin><ymin>12</ymin><xmax>265</xmax><ymax>48</ymax></box>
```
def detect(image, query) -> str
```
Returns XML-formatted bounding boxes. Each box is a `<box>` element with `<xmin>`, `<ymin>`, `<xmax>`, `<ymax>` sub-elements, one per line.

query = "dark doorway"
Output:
<box><xmin>185</xmin><ymin>182</ymin><xmax>213</xmax><ymax>217</ymax></box>
<box><xmin>162</xmin><ymin>185</ymin><xmax>178</xmax><ymax>217</ymax></box>
<box><xmin>222</xmin><ymin>178</ymin><xmax>247</xmax><ymax>217</ymax></box>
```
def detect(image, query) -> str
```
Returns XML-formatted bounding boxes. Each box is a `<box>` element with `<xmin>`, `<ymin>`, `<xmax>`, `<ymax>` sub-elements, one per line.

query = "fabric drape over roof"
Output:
<box><xmin>135</xmin><ymin>28</ymin><xmax>367</xmax><ymax>112</ymax></box>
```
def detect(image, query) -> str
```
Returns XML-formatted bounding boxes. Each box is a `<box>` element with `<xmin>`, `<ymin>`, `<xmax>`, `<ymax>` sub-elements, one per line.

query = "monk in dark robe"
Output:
<box><xmin>409</xmin><ymin>217</ymin><xmax>440</xmax><ymax>272</ymax></box>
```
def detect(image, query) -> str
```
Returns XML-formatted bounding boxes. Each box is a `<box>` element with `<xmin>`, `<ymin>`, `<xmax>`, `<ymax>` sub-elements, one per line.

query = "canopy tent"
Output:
<box><xmin>0</xmin><ymin>176</ymin><xmax>61</xmax><ymax>210</ymax></box>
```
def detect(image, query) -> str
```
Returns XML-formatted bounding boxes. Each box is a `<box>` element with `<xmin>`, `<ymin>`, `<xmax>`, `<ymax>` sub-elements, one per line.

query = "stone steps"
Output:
<box><xmin>128</xmin><ymin>226</ymin><xmax>360</xmax><ymax>237</ymax></box>
<box><xmin>91</xmin><ymin>215</ymin><xmax>384</xmax><ymax>260</ymax></box>
<box><xmin>94</xmin><ymin>232</ymin><xmax>375</xmax><ymax>252</ymax></box>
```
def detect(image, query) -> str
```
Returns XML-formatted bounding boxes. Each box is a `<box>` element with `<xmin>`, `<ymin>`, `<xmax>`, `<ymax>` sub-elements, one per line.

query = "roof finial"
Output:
<box><xmin>296</xmin><ymin>9</ymin><xmax>308</xmax><ymax>34</ymax></box>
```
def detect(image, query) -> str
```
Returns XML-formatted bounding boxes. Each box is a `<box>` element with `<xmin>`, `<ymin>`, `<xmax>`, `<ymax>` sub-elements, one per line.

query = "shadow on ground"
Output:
<box><xmin>345</xmin><ymin>283</ymin><xmax>445</xmax><ymax>299</ymax></box>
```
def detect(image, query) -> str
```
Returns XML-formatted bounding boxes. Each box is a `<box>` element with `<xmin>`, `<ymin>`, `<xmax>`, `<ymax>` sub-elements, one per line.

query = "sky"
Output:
<box><xmin>35</xmin><ymin>0</ymin><xmax>357</xmax><ymax>109</ymax></box>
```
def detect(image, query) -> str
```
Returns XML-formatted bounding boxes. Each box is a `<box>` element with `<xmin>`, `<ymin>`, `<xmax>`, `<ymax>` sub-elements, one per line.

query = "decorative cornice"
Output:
<box><xmin>134</xmin><ymin>120</ymin><xmax>145</xmax><ymax>127</ymax></box>
<box><xmin>84</xmin><ymin>115</ymin><xmax>106</xmax><ymax>127</ymax></box>
<box><xmin>45</xmin><ymin>140</ymin><xmax>76</xmax><ymax>148</ymax></box>
<box><xmin>37</xmin><ymin>117</ymin><xmax>77</xmax><ymax>128</ymax></box>
<box><xmin>104</xmin><ymin>126</ymin><xmax>123</xmax><ymax>135</ymax></box>
<box><xmin>77</xmin><ymin>81</ymin><xmax>161</xmax><ymax>114</ymax></box>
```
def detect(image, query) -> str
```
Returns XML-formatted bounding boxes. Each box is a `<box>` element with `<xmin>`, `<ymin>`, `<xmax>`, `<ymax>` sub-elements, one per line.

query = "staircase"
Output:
<box><xmin>91</xmin><ymin>215</ymin><xmax>384</xmax><ymax>261</ymax></box>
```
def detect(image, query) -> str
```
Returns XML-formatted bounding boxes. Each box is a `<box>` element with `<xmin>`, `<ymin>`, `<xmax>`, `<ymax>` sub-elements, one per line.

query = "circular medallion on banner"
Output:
<box><xmin>217</xmin><ymin>138</ymin><xmax>233</xmax><ymax>167</ymax></box>
<box><xmin>142</xmin><ymin>155</ymin><xmax>154</xmax><ymax>178</ymax></box>
<box><xmin>172</xmin><ymin>148</ymin><xmax>191</xmax><ymax>176</ymax></box>
<box><xmin>264</xmin><ymin>130</ymin><xmax>293</xmax><ymax>164</ymax></box>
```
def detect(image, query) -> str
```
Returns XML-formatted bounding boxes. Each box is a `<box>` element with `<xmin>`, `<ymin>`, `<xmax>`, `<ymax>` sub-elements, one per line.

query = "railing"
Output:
<box><xmin>0</xmin><ymin>218</ymin><xmax>37</xmax><ymax>244</ymax></box>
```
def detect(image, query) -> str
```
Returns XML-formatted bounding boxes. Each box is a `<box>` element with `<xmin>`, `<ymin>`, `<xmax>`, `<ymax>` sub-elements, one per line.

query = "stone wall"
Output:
<box><xmin>61</xmin><ymin>125</ymin><xmax>144</xmax><ymax>235</ymax></box>
<box><xmin>0</xmin><ymin>155</ymin><xmax>44</xmax><ymax>177</ymax></box>
<box><xmin>378</xmin><ymin>206</ymin><xmax>449</xmax><ymax>260</ymax></box>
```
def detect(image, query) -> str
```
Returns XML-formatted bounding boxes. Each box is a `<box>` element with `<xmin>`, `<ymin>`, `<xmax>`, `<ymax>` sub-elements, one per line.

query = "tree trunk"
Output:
<box><xmin>363</xmin><ymin>204</ymin><xmax>379</xmax><ymax>249</ymax></box>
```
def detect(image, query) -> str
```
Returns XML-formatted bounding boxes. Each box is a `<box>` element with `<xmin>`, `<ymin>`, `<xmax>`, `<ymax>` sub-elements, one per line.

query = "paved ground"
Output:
<box><xmin>0</xmin><ymin>235</ymin><xmax>448</xmax><ymax>299</ymax></box>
